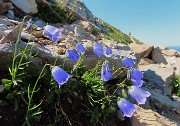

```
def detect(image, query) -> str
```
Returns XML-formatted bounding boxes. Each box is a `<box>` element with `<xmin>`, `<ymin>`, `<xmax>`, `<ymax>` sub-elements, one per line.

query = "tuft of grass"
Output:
<box><xmin>36</xmin><ymin>1</ymin><xmax>77</xmax><ymax>24</ymax></box>
<box><xmin>102</xmin><ymin>22</ymin><xmax>143</xmax><ymax>45</ymax></box>
<box><xmin>171</xmin><ymin>74</ymin><xmax>180</xmax><ymax>96</ymax></box>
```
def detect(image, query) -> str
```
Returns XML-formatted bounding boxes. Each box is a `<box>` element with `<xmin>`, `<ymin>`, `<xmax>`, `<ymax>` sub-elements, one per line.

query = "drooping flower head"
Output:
<box><xmin>129</xmin><ymin>86</ymin><xmax>151</xmax><ymax>105</ymax></box>
<box><xmin>43</xmin><ymin>25</ymin><xmax>61</xmax><ymax>42</ymax></box>
<box><xmin>122</xmin><ymin>57</ymin><xmax>135</xmax><ymax>67</ymax></box>
<box><xmin>131</xmin><ymin>79</ymin><xmax>144</xmax><ymax>87</ymax></box>
<box><xmin>131</xmin><ymin>69</ymin><xmax>144</xmax><ymax>87</ymax></box>
<box><xmin>117</xmin><ymin>98</ymin><xmax>137</xmax><ymax>117</ymax></box>
<box><xmin>93</xmin><ymin>42</ymin><xmax>104</xmax><ymax>57</ymax></box>
<box><xmin>26</xmin><ymin>19</ymin><xmax>33</xmax><ymax>32</ymax></box>
<box><xmin>76</xmin><ymin>43</ymin><xmax>85</xmax><ymax>55</ymax></box>
<box><xmin>67</xmin><ymin>50</ymin><xmax>80</xmax><ymax>62</ymax></box>
<box><xmin>101</xmin><ymin>61</ymin><xmax>113</xmax><ymax>81</ymax></box>
<box><xmin>105</xmin><ymin>47</ymin><xmax>113</xmax><ymax>55</ymax></box>
<box><xmin>51</xmin><ymin>66</ymin><xmax>72</xmax><ymax>88</ymax></box>
<box><xmin>131</xmin><ymin>69</ymin><xmax>143</xmax><ymax>80</ymax></box>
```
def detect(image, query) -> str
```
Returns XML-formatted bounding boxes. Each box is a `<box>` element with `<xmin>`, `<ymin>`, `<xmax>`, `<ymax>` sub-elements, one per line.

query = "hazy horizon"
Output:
<box><xmin>83</xmin><ymin>0</ymin><xmax>180</xmax><ymax>46</ymax></box>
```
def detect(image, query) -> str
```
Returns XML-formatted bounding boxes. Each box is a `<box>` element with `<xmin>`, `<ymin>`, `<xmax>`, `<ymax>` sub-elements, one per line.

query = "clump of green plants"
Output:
<box><xmin>0</xmin><ymin>18</ymin><xmax>150</xmax><ymax>126</ymax></box>
<box><xmin>171</xmin><ymin>74</ymin><xmax>180</xmax><ymax>96</ymax></box>
<box><xmin>36</xmin><ymin>1</ymin><xmax>77</xmax><ymax>23</ymax></box>
<box><xmin>102</xmin><ymin>21</ymin><xmax>143</xmax><ymax>45</ymax></box>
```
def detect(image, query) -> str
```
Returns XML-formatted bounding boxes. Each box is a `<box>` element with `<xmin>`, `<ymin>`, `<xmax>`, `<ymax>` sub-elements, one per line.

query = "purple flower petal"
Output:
<box><xmin>93</xmin><ymin>42</ymin><xmax>104</xmax><ymax>57</ymax></box>
<box><xmin>76</xmin><ymin>43</ymin><xmax>85</xmax><ymax>55</ymax></box>
<box><xmin>105</xmin><ymin>47</ymin><xmax>112</xmax><ymax>55</ymax></box>
<box><xmin>117</xmin><ymin>98</ymin><xmax>137</xmax><ymax>117</ymax></box>
<box><xmin>129</xmin><ymin>86</ymin><xmax>151</xmax><ymax>105</ymax></box>
<box><xmin>101</xmin><ymin>61</ymin><xmax>113</xmax><ymax>81</ymax></box>
<box><xmin>51</xmin><ymin>66</ymin><xmax>72</xmax><ymax>88</ymax></box>
<box><xmin>67</xmin><ymin>50</ymin><xmax>80</xmax><ymax>62</ymax></box>
<box><xmin>26</xmin><ymin>19</ymin><xmax>33</xmax><ymax>32</ymax></box>
<box><xmin>122</xmin><ymin>57</ymin><xmax>135</xmax><ymax>67</ymax></box>
<box><xmin>127</xmin><ymin>70</ymin><xmax>131</xmax><ymax>80</ymax></box>
<box><xmin>43</xmin><ymin>25</ymin><xmax>61</xmax><ymax>42</ymax></box>
<box><xmin>131</xmin><ymin>69</ymin><xmax>143</xmax><ymax>80</ymax></box>
<box><xmin>131</xmin><ymin>79</ymin><xmax>144</xmax><ymax>87</ymax></box>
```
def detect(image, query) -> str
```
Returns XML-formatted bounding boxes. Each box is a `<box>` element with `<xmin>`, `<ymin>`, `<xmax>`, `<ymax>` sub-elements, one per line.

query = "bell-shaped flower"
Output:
<box><xmin>43</xmin><ymin>25</ymin><xmax>61</xmax><ymax>42</ymax></box>
<box><xmin>101</xmin><ymin>61</ymin><xmax>113</xmax><ymax>81</ymax></box>
<box><xmin>26</xmin><ymin>19</ymin><xmax>33</xmax><ymax>32</ymax></box>
<box><xmin>131</xmin><ymin>79</ymin><xmax>144</xmax><ymax>87</ymax></box>
<box><xmin>122</xmin><ymin>57</ymin><xmax>135</xmax><ymax>67</ymax></box>
<box><xmin>129</xmin><ymin>86</ymin><xmax>151</xmax><ymax>105</ymax></box>
<box><xmin>51</xmin><ymin>66</ymin><xmax>72</xmax><ymax>88</ymax></box>
<box><xmin>93</xmin><ymin>42</ymin><xmax>104</xmax><ymax>57</ymax></box>
<box><xmin>76</xmin><ymin>43</ymin><xmax>85</xmax><ymax>55</ymax></box>
<box><xmin>105</xmin><ymin>47</ymin><xmax>113</xmax><ymax>55</ymax></box>
<box><xmin>117</xmin><ymin>98</ymin><xmax>137</xmax><ymax>117</ymax></box>
<box><xmin>67</xmin><ymin>50</ymin><xmax>80</xmax><ymax>62</ymax></box>
<box><xmin>131</xmin><ymin>69</ymin><xmax>143</xmax><ymax>80</ymax></box>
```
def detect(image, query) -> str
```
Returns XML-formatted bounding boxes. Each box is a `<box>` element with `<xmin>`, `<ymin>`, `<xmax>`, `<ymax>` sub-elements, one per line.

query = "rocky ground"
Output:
<box><xmin>0</xmin><ymin>0</ymin><xmax>180</xmax><ymax>125</ymax></box>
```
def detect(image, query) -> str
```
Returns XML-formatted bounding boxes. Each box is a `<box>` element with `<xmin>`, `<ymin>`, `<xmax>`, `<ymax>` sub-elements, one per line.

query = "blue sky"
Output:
<box><xmin>83</xmin><ymin>0</ymin><xmax>180</xmax><ymax>46</ymax></box>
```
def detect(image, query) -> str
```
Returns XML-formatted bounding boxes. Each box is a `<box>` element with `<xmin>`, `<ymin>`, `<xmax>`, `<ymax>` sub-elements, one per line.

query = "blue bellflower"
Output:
<box><xmin>131</xmin><ymin>79</ymin><xmax>144</xmax><ymax>87</ymax></box>
<box><xmin>43</xmin><ymin>25</ymin><xmax>61</xmax><ymax>42</ymax></box>
<box><xmin>117</xmin><ymin>98</ymin><xmax>137</xmax><ymax>117</ymax></box>
<box><xmin>51</xmin><ymin>66</ymin><xmax>72</xmax><ymax>88</ymax></box>
<box><xmin>67</xmin><ymin>50</ymin><xmax>80</xmax><ymax>62</ymax></box>
<box><xmin>122</xmin><ymin>57</ymin><xmax>135</xmax><ymax>67</ymax></box>
<box><xmin>101</xmin><ymin>61</ymin><xmax>113</xmax><ymax>81</ymax></box>
<box><xmin>76</xmin><ymin>43</ymin><xmax>85</xmax><ymax>55</ymax></box>
<box><xmin>26</xmin><ymin>19</ymin><xmax>33</xmax><ymax>32</ymax></box>
<box><xmin>129</xmin><ymin>86</ymin><xmax>151</xmax><ymax>105</ymax></box>
<box><xmin>131</xmin><ymin>69</ymin><xmax>143</xmax><ymax>80</ymax></box>
<box><xmin>93</xmin><ymin>42</ymin><xmax>104</xmax><ymax>57</ymax></box>
<box><xmin>105</xmin><ymin>47</ymin><xmax>113</xmax><ymax>55</ymax></box>
<box><xmin>131</xmin><ymin>69</ymin><xmax>144</xmax><ymax>87</ymax></box>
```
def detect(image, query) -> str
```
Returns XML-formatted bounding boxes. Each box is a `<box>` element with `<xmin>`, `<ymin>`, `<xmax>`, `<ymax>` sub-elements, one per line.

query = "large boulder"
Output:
<box><xmin>60</xmin><ymin>0</ymin><xmax>95</xmax><ymax>22</ymax></box>
<box><xmin>132</xmin><ymin>106</ymin><xmax>178</xmax><ymax>126</ymax></box>
<box><xmin>139</xmin><ymin>64</ymin><xmax>175</xmax><ymax>95</ymax></box>
<box><xmin>138</xmin><ymin>58</ymin><xmax>154</xmax><ymax>65</ymax></box>
<box><xmin>142</xmin><ymin>87</ymin><xmax>180</xmax><ymax>124</ymax></box>
<box><xmin>10</xmin><ymin>0</ymin><xmax>38</xmax><ymax>14</ymax></box>
<box><xmin>152</xmin><ymin>46</ymin><xmax>179</xmax><ymax>64</ymax></box>
<box><xmin>128</xmin><ymin>43</ymin><xmax>154</xmax><ymax>58</ymax></box>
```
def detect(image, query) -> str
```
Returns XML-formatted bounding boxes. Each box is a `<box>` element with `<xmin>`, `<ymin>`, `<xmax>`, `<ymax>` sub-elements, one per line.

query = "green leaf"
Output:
<box><xmin>122</xmin><ymin>89</ymin><xmax>127</xmax><ymax>98</ymax></box>
<box><xmin>28</xmin><ymin>85</ymin><xmax>31</xmax><ymax>100</ymax></box>
<box><xmin>14</xmin><ymin>99</ymin><xmax>18</xmax><ymax>111</ymax></box>
<box><xmin>101</xmin><ymin>104</ymin><xmax>105</xmax><ymax>110</ymax></box>
<box><xmin>6</xmin><ymin>92</ymin><xmax>15</xmax><ymax>99</ymax></box>
<box><xmin>32</xmin><ymin>111</ymin><xmax>43</xmax><ymax>116</ymax></box>
<box><xmin>2</xmin><ymin>79</ymin><xmax>12</xmax><ymax>85</ymax></box>
<box><xmin>29</xmin><ymin>102</ymin><xmax>42</xmax><ymax>111</ymax></box>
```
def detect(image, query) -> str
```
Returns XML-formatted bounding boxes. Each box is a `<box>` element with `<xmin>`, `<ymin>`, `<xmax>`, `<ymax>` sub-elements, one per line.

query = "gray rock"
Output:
<box><xmin>143</xmin><ymin>88</ymin><xmax>180</xmax><ymax>124</ymax></box>
<box><xmin>132</xmin><ymin>105</ymin><xmax>178</xmax><ymax>126</ymax></box>
<box><xmin>7</xmin><ymin>10</ymin><xmax>14</xmax><ymax>20</ymax></box>
<box><xmin>10</xmin><ymin>0</ymin><xmax>38</xmax><ymax>14</ymax></box>
<box><xmin>33</xmin><ymin>20</ymin><xmax>46</xmax><ymax>28</ymax></box>
<box><xmin>21</xmin><ymin>32</ymin><xmax>37</xmax><ymax>41</ymax></box>
<box><xmin>60</xmin><ymin>0</ymin><xmax>95</xmax><ymax>22</ymax></box>
<box><xmin>0</xmin><ymin>23</ymin><xmax>23</xmax><ymax>43</ymax></box>
<box><xmin>128</xmin><ymin>43</ymin><xmax>154</xmax><ymax>58</ymax></box>
<box><xmin>152</xmin><ymin>47</ymin><xmax>179</xmax><ymax>64</ymax></box>
<box><xmin>139</xmin><ymin>64</ymin><xmax>175</xmax><ymax>95</ymax></box>
<box><xmin>0</xmin><ymin>18</ymin><xmax>13</xmax><ymax>25</ymax></box>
